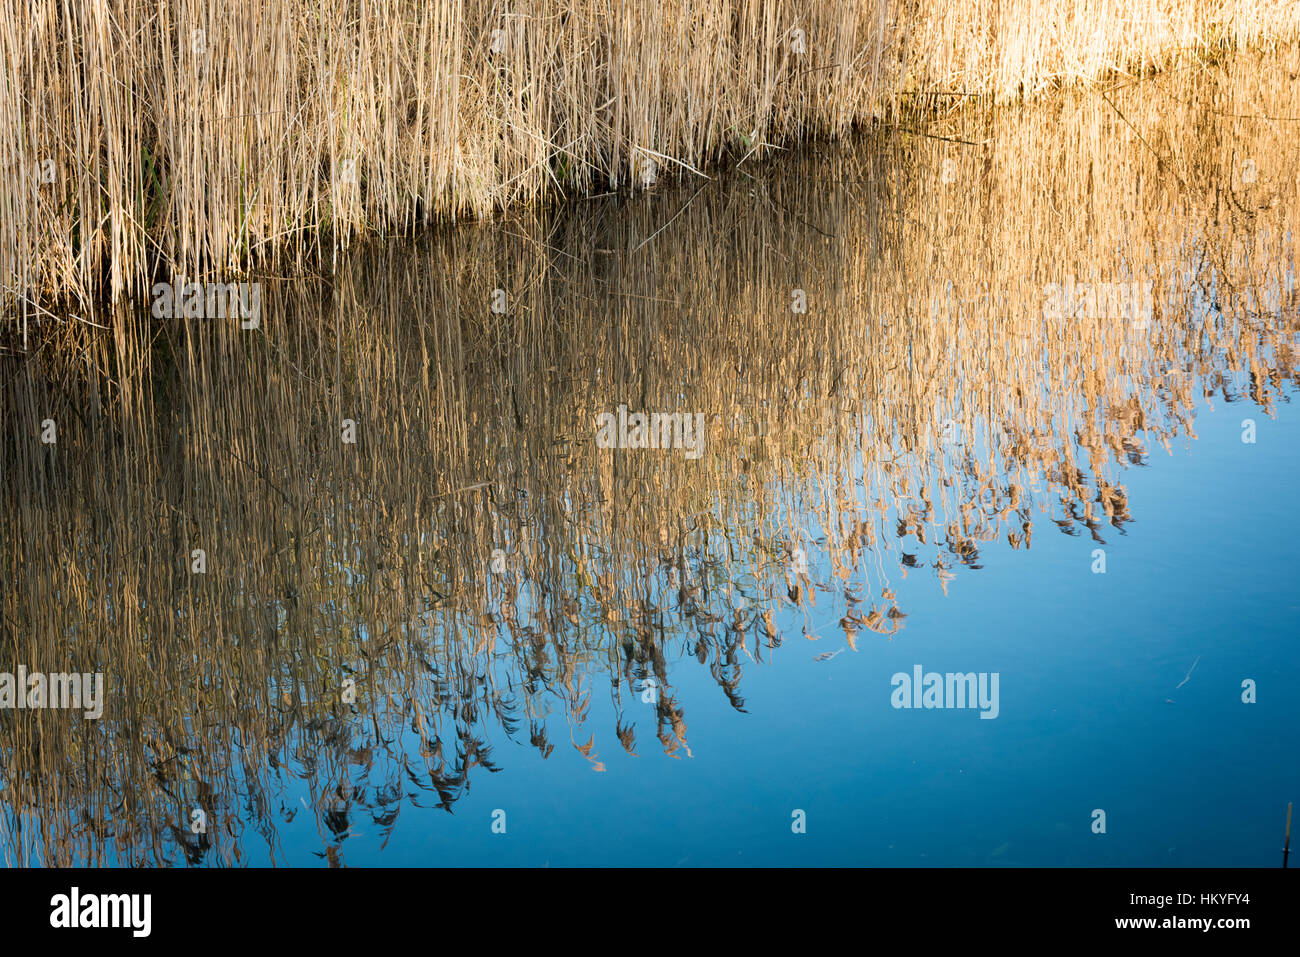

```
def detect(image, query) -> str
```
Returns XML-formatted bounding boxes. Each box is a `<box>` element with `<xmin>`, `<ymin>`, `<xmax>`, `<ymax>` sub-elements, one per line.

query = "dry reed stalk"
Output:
<box><xmin>4</xmin><ymin>1</ymin><xmax>1298</xmax><ymax>324</ymax></box>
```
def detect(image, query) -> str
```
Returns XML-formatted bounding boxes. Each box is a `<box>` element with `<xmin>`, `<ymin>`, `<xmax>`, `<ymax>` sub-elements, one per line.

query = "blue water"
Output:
<box><xmin>267</xmin><ymin>389</ymin><xmax>1299</xmax><ymax>867</ymax></box>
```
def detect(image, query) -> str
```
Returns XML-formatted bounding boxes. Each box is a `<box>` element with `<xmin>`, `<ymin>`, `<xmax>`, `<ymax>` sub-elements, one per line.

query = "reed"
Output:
<box><xmin>899</xmin><ymin>0</ymin><xmax>1300</xmax><ymax>100</ymax></box>
<box><xmin>3</xmin><ymin>1</ymin><xmax>1298</xmax><ymax>327</ymax></box>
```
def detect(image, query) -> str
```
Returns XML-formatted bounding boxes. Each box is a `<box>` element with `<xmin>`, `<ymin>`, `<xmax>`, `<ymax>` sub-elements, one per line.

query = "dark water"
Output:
<box><xmin>2</xmin><ymin>52</ymin><xmax>1298</xmax><ymax>866</ymax></box>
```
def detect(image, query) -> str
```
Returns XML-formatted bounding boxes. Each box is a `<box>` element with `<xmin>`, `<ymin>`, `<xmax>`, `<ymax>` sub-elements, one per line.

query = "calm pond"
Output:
<box><xmin>2</xmin><ymin>50</ymin><xmax>1298</xmax><ymax>866</ymax></box>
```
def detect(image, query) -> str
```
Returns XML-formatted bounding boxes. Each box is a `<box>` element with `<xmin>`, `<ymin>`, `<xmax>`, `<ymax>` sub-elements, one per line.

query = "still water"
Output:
<box><xmin>2</xmin><ymin>49</ymin><xmax>1298</xmax><ymax>866</ymax></box>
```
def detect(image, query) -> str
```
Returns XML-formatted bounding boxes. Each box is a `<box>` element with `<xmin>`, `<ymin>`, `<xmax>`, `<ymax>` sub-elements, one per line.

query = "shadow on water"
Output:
<box><xmin>1</xmin><ymin>46</ymin><xmax>1298</xmax><ymax>865</ymax></box>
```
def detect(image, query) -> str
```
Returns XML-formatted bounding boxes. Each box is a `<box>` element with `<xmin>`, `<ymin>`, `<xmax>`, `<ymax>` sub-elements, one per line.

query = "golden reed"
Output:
<box><xmin>2</xmin><ymin>0</ymin><xmax>1299</xmax><ymax>323</ymax></box>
